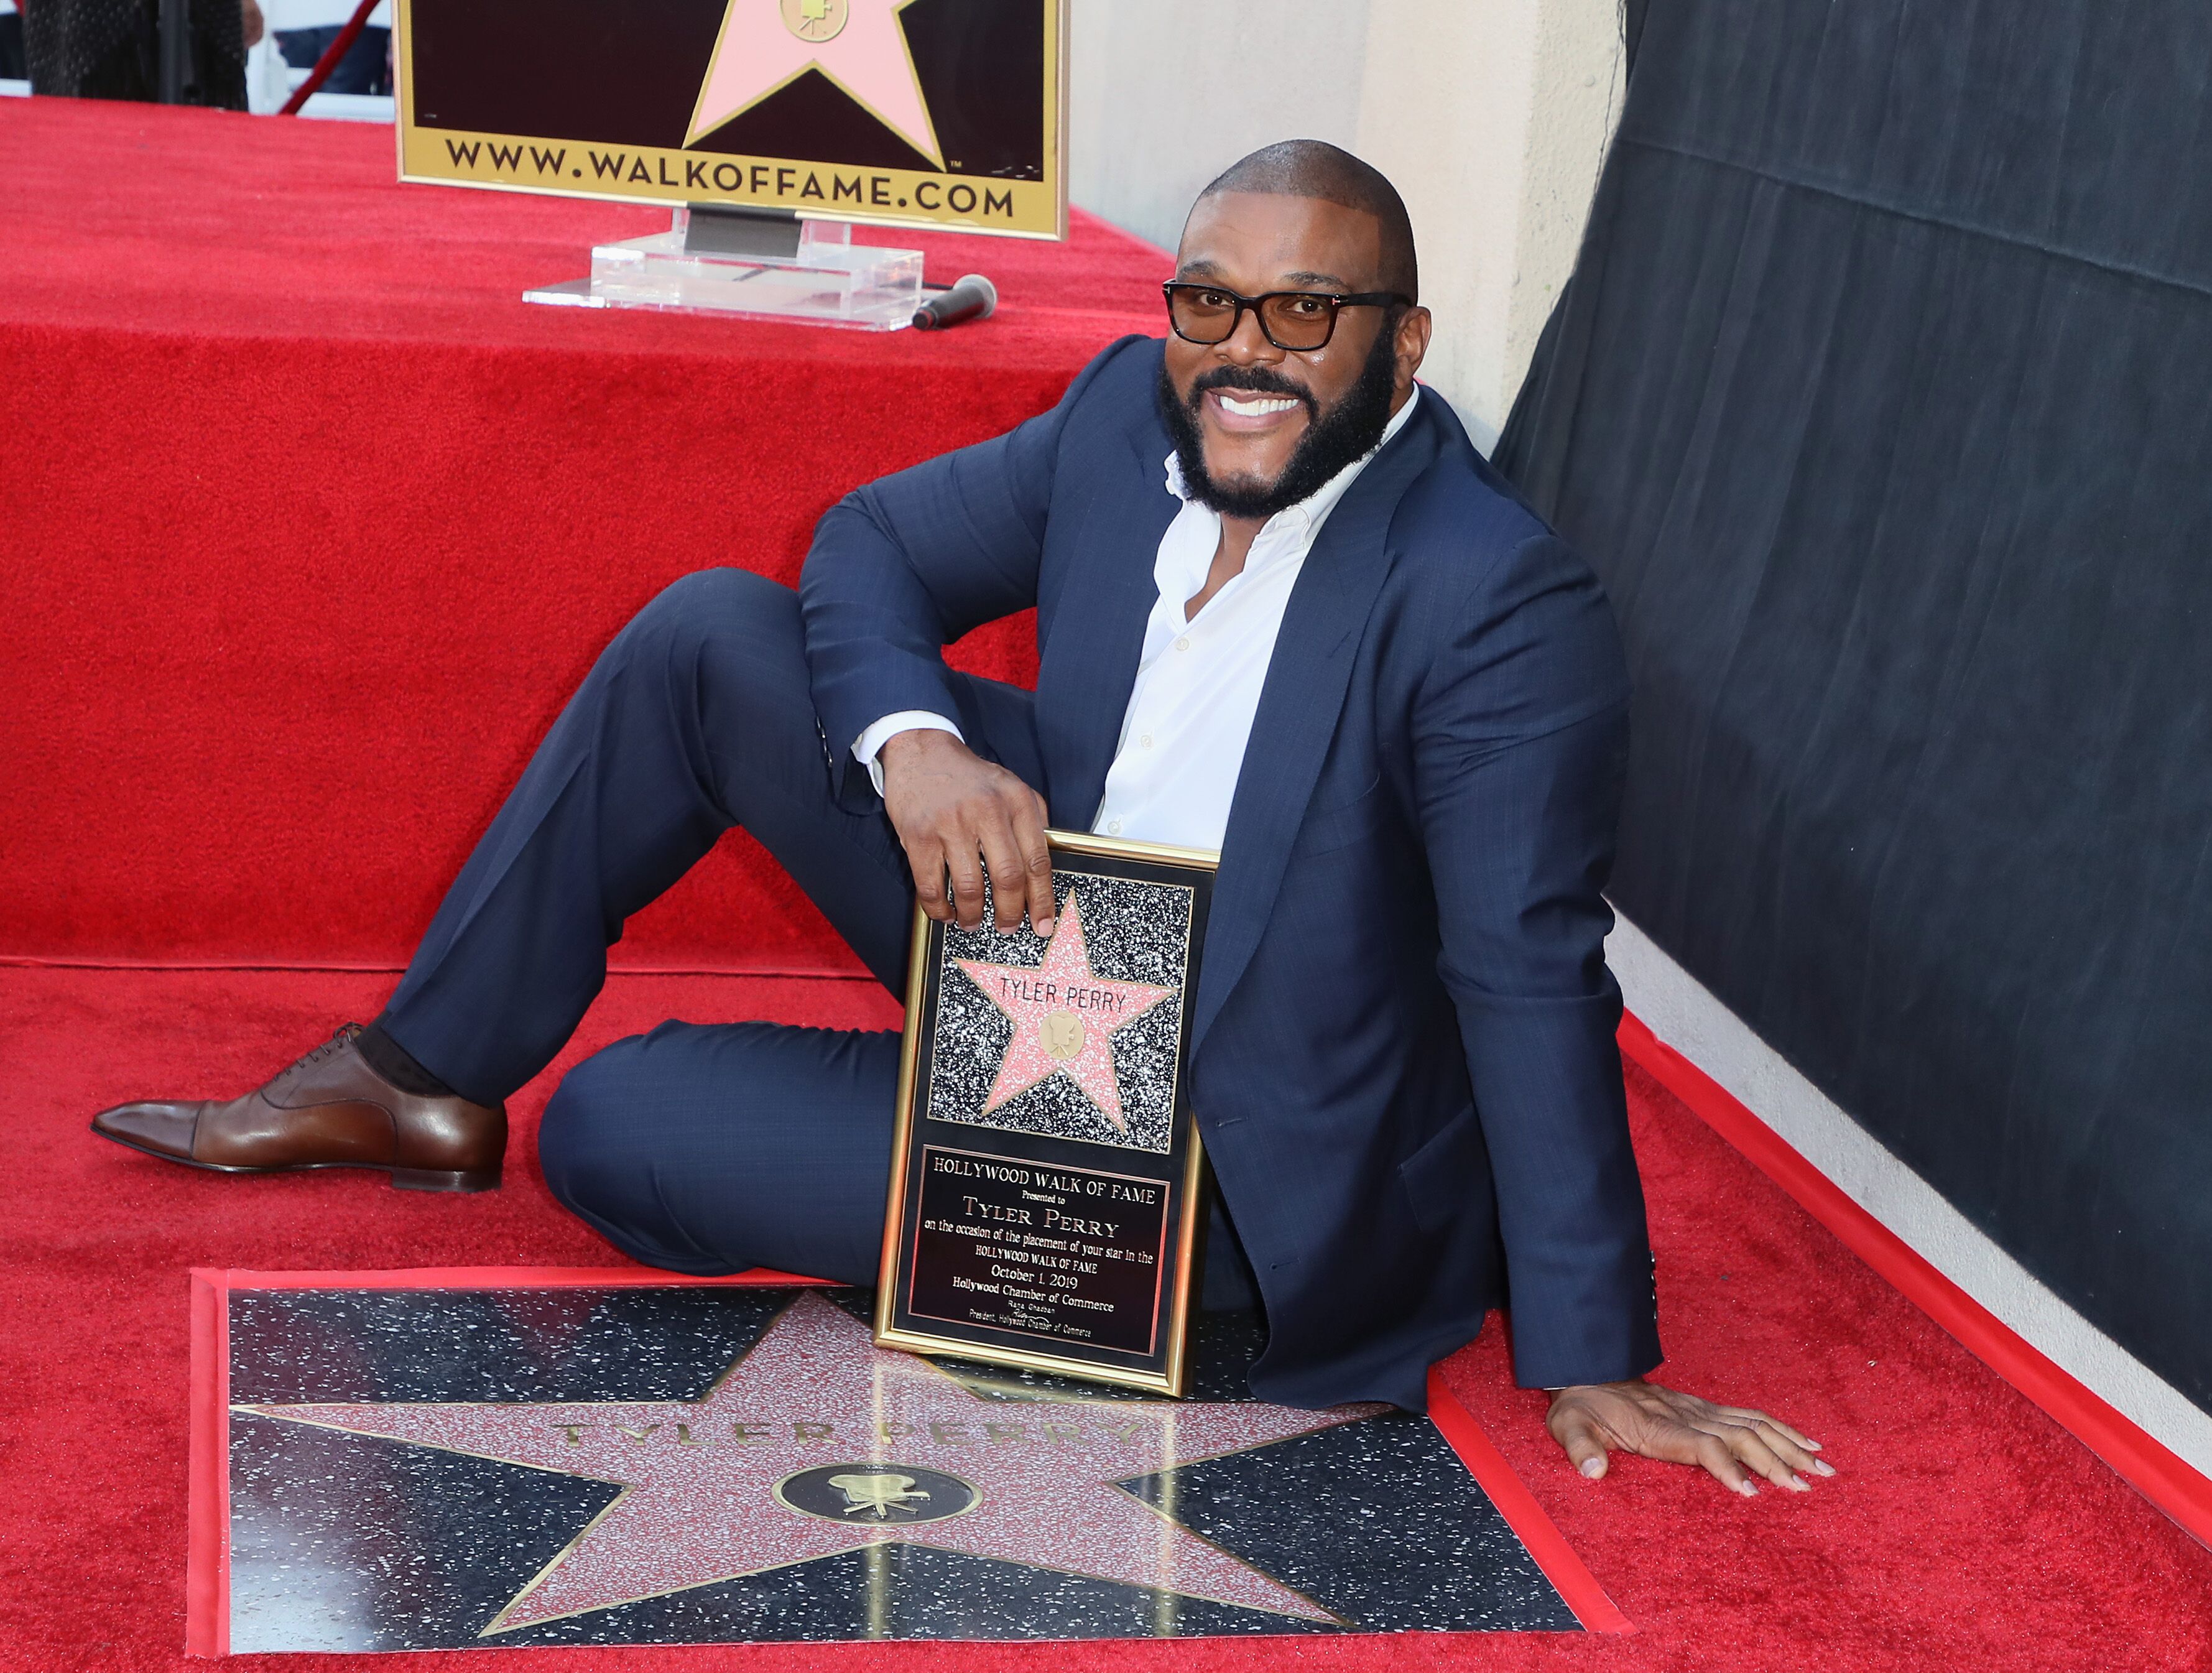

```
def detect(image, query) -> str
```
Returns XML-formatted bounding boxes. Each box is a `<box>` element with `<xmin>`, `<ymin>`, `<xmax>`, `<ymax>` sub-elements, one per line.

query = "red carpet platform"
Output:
<box><xmin>0</xmin><ymin>96</ymin><xmax>1159</xmax><ymax>973</ymax></box>
<box><xmin>5</xmin><ymin>98</ymin><xmax>2212</xmax><ymax>1670</ymax></box>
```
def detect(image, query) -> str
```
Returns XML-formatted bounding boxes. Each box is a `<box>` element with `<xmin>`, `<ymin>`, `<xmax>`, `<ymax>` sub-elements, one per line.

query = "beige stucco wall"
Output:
<box><xmin>1067</xmin><ymin>0</ymin><xmax>1627</xmax><ymax>450</ymax></box>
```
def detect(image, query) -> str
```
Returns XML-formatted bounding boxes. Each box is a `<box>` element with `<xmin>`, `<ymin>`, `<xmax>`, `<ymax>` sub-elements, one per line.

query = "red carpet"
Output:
<box><xmin>7</xmin><ymin>96</ymin><xmax>2212</xmax><ymax>1670</ymax></box>
<box><xmin>0</xmin><ymin>96</ymin><xmax>1159</xmax><ymax>973</ymax></box>
<box><xmin>4</xmin><ymin>965</ymin><xmax>2210</xmax><ymax>1670</ymax></box>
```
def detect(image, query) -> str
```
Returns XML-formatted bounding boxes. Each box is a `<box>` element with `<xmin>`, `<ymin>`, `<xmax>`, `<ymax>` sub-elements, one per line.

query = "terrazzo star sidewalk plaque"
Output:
<box><xmin>877</xmin><ymin>830</ymin><xmax>1219</xmax><ymax>1395</ymax></box>
<box><xmin>186</xmin><ymin>1271</ymin><xmax>1628</xmax><ymax>1651</ymax></box>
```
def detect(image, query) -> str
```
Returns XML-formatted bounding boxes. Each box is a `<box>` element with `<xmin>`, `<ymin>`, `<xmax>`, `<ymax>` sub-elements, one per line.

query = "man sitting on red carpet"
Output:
<box><xmin>91</xmin><ymin>141</ymin><xmax>1830</xmax><ymax>1498</ymax></box>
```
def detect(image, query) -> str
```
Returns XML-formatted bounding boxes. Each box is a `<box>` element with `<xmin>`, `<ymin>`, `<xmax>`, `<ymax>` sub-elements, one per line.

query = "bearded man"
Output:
<box><xmin>93</xmin><ymin>141</ymin><xmax>1828</xmax><ymax>1496</ymax></box>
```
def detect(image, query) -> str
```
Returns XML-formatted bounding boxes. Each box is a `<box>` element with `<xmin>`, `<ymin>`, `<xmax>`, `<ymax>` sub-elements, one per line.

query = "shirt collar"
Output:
<box><xmin>1164</xmin><ymin>383</ymin><xmax>1422</xmax><ymax>522</ymax></box>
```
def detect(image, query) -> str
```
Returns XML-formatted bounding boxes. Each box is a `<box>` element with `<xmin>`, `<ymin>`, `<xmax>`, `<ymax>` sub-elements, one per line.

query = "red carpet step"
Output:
<box><xmin>0</xmin><ymin>97</ymin><xmax>1160</xmax><ymax>974</ymax></box>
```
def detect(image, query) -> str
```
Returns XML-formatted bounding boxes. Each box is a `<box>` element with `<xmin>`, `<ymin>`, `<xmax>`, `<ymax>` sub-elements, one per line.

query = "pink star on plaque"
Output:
<box><xmin>238</xmin><ymin>1292</ymin><xmax>1373</xmax><ymax>1631</ymax></box>
<box><xmin>953</xmin><ymin>895</ymin><xmax>1177</xmax><ymax>1136</ymax></box>
<box><xmin>688</xmin><ymin>0</ymin><xmax>941</xmax><ymax>164</ymax></box>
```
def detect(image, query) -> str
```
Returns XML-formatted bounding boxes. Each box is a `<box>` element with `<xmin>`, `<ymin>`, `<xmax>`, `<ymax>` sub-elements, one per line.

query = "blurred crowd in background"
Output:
<box><xmin>7</xmin><ymin>0</ymin><xmax>389</xmax><ymax>104</ymax></box>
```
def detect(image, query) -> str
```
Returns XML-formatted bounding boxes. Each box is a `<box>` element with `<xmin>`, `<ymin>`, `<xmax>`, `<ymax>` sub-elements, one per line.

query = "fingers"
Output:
<box><xmin>906</xmin><ymin>833</ymin><xmax>952</xmax><ymax>924</ymax></box>
<box><xmin>1549</xmin><ymin>1407</ymin><xmax>1613</xmax><ymax>1481</ymax></box>
<box><xmin>1691</xmin><ymin>1430</ymin><xmax>1759</xmax><ymax>1497</ymax></box>
<box><xmin>1714</xmin><ymin>1422</ymin><xmax>1808</xmax><ymax>1492</ymax></box>
<box><xmin>1713</xmin><ymin>1404</ymin><xmax>1825</xmax><ymax>1455</ymax></box>
<box><xmin>906</xmin><ymin>789</ymin><xmax>1055</xmax><ymax>935</ymax></box>
<box><xmin>1013</xmin><ymin>792</ymin><xmax>1057</xmax><ymax>937</ymax></box>
<box><xmin>942</xmin><ymin>836</ymin><xmax>987</xmax><ymax>930</ymax></box>
<box><xmin>1613</xmin><ymin>1411</ymin><xmax>1763</xmax><ymax>1497</ymax></box>
<box><xmin>1720</xmin><ymin>1416</ymin><xmax>1832</xmax><ymax>1478</ymax></box>
<box><xmin>1707</xmin><ymin>1404</ymin><xmax>1833</xmax><ymax>1478</ymax></box>
<box><xmin>976</xmin><ymin>813</ymin><xmax>1030</xmax><ymax>935</ymax></box>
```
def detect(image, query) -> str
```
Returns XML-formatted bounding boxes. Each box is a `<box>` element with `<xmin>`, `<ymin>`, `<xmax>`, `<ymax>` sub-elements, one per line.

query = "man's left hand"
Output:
<box><xmin>1547</xmin><ymin>1380</ymin><xmax>1833</xmax><ymax>1496</ymax></box>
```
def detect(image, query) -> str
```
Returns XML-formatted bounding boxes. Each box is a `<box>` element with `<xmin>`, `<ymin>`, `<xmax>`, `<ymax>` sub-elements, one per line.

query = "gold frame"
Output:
<box><xmin>391</xmin><ymin>0</ymin><xmax>1069</xmax><ymax>241</ymax></box>
<box><xmin>873</xmin><ymin>830</ymin><xmax>1219</xmax><ymax>1397</ymax></box>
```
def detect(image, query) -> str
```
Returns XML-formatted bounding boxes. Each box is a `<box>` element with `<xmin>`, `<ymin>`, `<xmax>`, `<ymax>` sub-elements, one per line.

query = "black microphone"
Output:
<box><xmin>912</xmin><ymin>273</ymin><xmax>997</xmax><ymax>331</ymax></box>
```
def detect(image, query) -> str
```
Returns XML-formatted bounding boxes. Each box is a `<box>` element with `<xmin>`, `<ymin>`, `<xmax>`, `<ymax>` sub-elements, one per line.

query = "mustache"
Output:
<box><xmin>1185</xmin><ymin>365</ymin><xmax>1318</xmax><ymax>420</ymax></box>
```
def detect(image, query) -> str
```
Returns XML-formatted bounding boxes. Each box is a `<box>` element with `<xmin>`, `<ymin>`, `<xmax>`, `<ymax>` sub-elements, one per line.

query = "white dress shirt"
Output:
<box><xmin>854</xmin><ymin>392</ymin><xmax>1419</xmax><ymax>851</ymax></box>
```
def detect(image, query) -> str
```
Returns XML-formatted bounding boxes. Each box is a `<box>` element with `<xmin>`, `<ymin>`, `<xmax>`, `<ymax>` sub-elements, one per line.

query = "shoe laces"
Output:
<box><xmin>289</xmin><ymin>1022</ymin><xmax>364</xmax><ymax>1073</ymax></box>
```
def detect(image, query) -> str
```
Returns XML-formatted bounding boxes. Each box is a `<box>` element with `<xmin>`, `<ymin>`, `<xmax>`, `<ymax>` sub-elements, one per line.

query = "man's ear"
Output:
<box><xmin>1395</xmin><ymin>306</ymin><xmax>1434</xmax><ymax>391</ymax></box>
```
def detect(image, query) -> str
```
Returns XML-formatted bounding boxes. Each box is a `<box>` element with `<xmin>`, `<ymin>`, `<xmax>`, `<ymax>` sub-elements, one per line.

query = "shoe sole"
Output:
<box><xmin>88</xmin><ymin>1122</ymin><xmax>501</xmax><ymax>1193</ymax></box>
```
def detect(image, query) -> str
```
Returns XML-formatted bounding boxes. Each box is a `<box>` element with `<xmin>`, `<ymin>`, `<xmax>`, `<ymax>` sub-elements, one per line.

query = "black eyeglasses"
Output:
<box><xmin>1162</xmin><ymin>282</ymin><xmax>1409</xmax><ymax>351</ymax></box>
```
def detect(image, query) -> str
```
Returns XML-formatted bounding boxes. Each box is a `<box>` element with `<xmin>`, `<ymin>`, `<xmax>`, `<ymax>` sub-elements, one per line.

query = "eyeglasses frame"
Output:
<box><xmin>1160</xmin><ymin>282</ymin><xmax>1412</xmax><ymax>351</ymax></box>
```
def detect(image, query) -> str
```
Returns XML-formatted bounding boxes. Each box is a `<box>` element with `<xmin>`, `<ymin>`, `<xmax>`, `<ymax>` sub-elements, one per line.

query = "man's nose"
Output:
<box><xmin>1216</xmin><ymin>304</ymin><xmax>1285</xmax><ymax>366</ymax></box>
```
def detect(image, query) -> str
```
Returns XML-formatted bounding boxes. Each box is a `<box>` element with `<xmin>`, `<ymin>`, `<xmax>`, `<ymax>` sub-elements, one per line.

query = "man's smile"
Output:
<box><xmin>1205</xmin><ymin>386</ymin><xmax>1310</xmax><ymax>433</ymax></box>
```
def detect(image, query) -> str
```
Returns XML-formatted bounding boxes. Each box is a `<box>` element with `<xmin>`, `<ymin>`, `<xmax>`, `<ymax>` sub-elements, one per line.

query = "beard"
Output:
<box><xmin>1157</xmin><ymin>313</ymin><xmax>1402</xmax><ymax>521</ymax></box>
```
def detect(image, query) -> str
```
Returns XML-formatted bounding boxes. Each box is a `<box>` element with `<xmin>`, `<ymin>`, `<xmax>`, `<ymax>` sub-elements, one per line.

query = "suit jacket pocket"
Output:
<box><xmin>1291</xmin><ymin>776</ymin><xmax>1390</xmax><ymax>858</ymax></box>
<box><xmin>1397</xmin><ymin>1105</ymin><xmax>1480</xmax><ymax>1236</ymax></box>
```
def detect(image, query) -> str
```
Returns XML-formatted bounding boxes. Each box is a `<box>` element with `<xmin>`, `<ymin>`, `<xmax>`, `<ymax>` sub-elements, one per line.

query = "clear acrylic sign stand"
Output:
<box><xmin>523</xmin><ymin>206</ymin><xmax>923</xmax><ymax>331</ymax></box>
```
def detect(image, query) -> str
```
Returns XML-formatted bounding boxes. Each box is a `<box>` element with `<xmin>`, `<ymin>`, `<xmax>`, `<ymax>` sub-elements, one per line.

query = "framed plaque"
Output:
<box><xmin>393</xmin><ymin>0</ymin><xmax>1068</xmax><ymax>239</ymax></box>
<box><xmin>874</xmin><ymin>832</ymin><xmax>1218</xmax><ymax>1396</ymax></box>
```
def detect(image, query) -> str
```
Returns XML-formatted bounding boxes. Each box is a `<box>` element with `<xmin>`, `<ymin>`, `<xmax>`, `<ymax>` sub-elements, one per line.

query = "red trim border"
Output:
<box><xmin>1617</xmin><ymin>1009</ymin><xmax>2212</xmax><ymax>1550</ymax></box>
<box><xmin>1427</xmin><ymin>1367</ymin><xmax>1632</xmax><ymax>1632</ymax></box>
<box><xmin>185</xmin><ymin>1271</ymin><xmax>231</xmax><ymax>1657</ymax></box>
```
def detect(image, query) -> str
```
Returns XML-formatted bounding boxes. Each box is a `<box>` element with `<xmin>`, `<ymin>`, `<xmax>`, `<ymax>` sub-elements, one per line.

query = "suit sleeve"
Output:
<box><xmin>800</xmin><ymin>336</ymin><xmax>1145</xmax><ymax>791</ymax></box>
<box><xmin>1410</xmin><ymin>530</ymin><xmax>1662</xmax><ymax>1391</ymax></box>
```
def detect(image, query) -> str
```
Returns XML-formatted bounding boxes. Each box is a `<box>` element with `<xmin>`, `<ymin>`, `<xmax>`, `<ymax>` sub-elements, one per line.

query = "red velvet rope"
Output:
<box><xmin>277</xmin><ymin>0</ymin><xmax>381</xmax><ymax>115</ymax></box>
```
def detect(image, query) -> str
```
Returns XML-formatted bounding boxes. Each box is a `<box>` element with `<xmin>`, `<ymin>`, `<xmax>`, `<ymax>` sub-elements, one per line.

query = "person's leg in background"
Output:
<box><xmin>274</xmin><ymin>22</ymin><xmax>387</xmax><ymax>93</ymax></box>
<box><xmin>0</xmin><ymin>9</ymin><xmax>27</xmax><ymax>82</ymax></box>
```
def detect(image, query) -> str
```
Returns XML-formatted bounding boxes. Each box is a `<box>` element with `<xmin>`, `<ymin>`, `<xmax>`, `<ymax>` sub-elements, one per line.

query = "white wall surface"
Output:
<box><xmin>1067</xmin><ymin>0</ymin><xmax>1626</xmax><ymax>450</ymax></box>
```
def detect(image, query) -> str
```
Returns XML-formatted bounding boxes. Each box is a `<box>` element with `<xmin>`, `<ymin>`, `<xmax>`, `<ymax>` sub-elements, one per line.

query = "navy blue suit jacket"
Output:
<box><xmin>801</xmin><ymin>336</ymin><xmax>1661</xmax><ymax>1411</ymax></box>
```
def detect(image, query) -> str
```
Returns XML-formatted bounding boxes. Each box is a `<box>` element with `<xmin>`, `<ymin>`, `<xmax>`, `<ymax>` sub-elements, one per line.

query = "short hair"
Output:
<box><xmin>1194</xmin><ymin>141</ymin><xmax>1418</xmax><ymax>303</ymax></box>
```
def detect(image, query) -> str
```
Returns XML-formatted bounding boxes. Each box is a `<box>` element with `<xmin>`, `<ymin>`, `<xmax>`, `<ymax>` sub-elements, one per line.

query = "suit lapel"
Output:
<box><xmin>1190</xmin><ymin>398</ymin><xmax>1442</xmax><ymax>1050</ymax></box>
<box><xmin>1034</xmin><ymin>418</ymin><xmax>1179</xmax><ymax>827</ymax></box>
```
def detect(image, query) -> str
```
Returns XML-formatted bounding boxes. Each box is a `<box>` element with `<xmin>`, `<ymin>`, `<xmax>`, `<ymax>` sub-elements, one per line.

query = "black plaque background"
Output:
<box><xmin>884</xmin><ymin>844</ymin><xmax>1213</xmax><ymax>1388</ymax></box>
<box><xmin>907</xmin><ymin>1146</ymin><xmax>1170</xmax><ymax>1354</ymax></box>
<box><xmin>408</xmin><ymin>0</ymin><xmax>1048</xmax><ymax>178</ymax></box>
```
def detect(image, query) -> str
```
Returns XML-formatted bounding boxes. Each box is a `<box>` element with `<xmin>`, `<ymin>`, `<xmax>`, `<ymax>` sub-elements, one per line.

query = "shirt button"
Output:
<box><xmin>1108</xmin><ymin>820</ymin><xmax>1122</xmax><ymax>835</ymax></box>
<box><xmin>1174</xmin><ymin>636</ymin><xmax>1191</xmax><ymax>652</ymax></box>
<box><xmin>1139</xmin><ymin>735</ymin><xmax>1153</xmax><ymax>749</ymax></box>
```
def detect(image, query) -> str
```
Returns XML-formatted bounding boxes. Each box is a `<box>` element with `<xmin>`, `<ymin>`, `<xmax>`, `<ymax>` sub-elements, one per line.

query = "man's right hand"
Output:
<box><xmin>878</xmin><ymin>729</ymin><xmax>1057</xmax><ymax>936</ymax></box>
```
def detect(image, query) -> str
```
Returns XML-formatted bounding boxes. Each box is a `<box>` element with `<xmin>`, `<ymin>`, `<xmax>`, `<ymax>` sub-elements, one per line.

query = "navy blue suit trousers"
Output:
<box><xmin>379</xmin><ymin>569</ymin><xmax>1259</xmax><ymax>1312</ymax></box>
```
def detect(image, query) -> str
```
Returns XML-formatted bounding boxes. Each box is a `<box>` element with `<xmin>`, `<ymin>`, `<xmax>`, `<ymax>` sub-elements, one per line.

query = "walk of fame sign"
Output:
<box><xmin>876</xmin><ymin>831</ymin><xmax>1219</xmax><ymax>1396</ymax></box>
<box><xmin>392</xmin><ymin>0</ymin><xmax>1067</xmax><ymax>238</ymax></box>
<box><xmin>192</xmin><ymin>1272</ymin><xmax>1614</xmax><ymax>1651</ymax></box>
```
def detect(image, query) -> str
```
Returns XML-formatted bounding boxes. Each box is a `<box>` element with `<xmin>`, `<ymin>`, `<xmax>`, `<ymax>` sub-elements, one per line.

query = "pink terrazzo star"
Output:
<box><xmin>953</xmin><ymin>894</ymin><xmax>1177</xmax><ymax>1134</ymax></box>
<box><xmin>239</xmin><ymin>1292</ymin><xmax>1376</xmax><ymax>1632</ymax></box>
<box><xmin>688</xmin><ymin>0</ymin><xmax>940</xmax><ymax>162</ymax></box>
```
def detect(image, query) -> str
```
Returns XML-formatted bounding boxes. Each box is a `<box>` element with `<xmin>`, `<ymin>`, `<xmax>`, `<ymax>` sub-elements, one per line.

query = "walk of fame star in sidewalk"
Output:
<box><xmin>195</xmin><ymin>1271</ymin><xmax>1623</xmax><ymax>1649</ymax></box>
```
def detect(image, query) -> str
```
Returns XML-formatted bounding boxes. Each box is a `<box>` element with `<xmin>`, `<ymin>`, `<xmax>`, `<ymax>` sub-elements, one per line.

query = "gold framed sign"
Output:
<box><xmin>874</xmin><ymin>832</ymin><xmax>1218</xmax><ymax>1396</ymax></box>
<box><xmin>392</xmin><ymin>0</ymin><xmax>1068</xmax><ymax>239</ymax></box>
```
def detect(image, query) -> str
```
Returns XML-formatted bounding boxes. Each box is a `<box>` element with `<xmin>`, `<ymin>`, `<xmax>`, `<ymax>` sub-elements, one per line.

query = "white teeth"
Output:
<box><xmin>1217</xmin><ymin>393</ymin><xmax>1298</xmax><ymax>417</ymax></box>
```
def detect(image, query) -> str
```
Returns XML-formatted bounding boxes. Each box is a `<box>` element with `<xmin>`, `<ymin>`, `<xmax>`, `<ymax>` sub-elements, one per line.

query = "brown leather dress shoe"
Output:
<box><xmin>90</xmin><ymin>1024</ymin><xmax>506</xmax><ymax>1192</ymax></box>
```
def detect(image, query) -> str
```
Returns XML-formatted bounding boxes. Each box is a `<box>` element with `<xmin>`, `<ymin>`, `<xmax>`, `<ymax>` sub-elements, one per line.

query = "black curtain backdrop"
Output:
<box><xmin>1497</xmin><ymin>1</ymin><xmax>2212</xmax><ymax>1409</ymax></box>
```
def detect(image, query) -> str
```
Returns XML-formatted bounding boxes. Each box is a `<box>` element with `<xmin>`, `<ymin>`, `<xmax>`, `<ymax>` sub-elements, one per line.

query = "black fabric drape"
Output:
<box><xmin>26</xmin><ymin>0</ymin><xmax>246</xmax><ymax>108</ymax></box>
<box><xmin>1496</xmin><ymin>0</ymin><xmax>2212</xmax><ymax>1409</ymax></box>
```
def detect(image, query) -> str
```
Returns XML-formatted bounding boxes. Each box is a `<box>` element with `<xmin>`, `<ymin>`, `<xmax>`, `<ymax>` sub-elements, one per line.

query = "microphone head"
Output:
<box><xmin>956</xmin><ymin>273</ymin><xmax>998</xmax><ymax>318</ymax></box>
